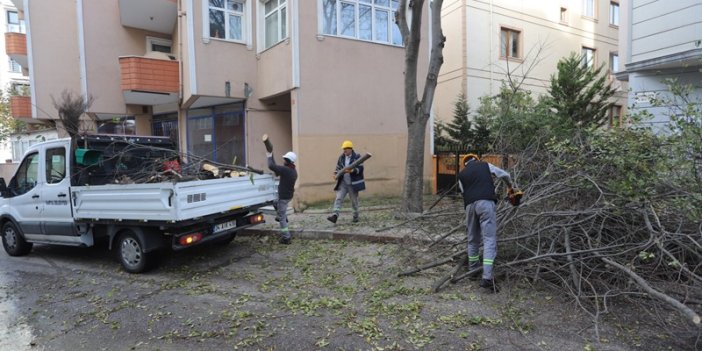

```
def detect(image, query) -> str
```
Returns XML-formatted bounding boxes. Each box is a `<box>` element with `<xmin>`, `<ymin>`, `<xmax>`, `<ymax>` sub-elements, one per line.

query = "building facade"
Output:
<box><xmin>12</xmin><ymin>0</ymin><xmax>432</xmax><ymax>208</ymax></box>
<box><xmin>436</xmin><ymin>0</ymin><xmax>627</xmax><ymax>130</ymax></box>
<box><xmin>617</xmin><ymin>0</ymin><xmax>702</xmax><ymax>132</ymax></box>
<box><xmin>1</xmin><ymin>0</ymin><xmax>56</xmax><ymax>181</ymax></box>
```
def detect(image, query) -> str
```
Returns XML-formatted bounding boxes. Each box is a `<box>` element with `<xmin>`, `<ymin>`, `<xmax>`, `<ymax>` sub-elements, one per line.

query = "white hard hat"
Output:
<box><xmin>283</xmin><ymin>151</ymin><xmax>297</xmax><ymax>163</ymax></box>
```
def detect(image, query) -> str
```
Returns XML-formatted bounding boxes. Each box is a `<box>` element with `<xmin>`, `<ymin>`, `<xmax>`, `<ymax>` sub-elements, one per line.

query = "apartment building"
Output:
<box><xmin>1</xmin><ymin>0</ymin><xmax>55</xmax><ymax>181</ymax></box>
<box><xmin>12</xmin><ymin>0</ymin><xmax>431</xmax><ymax>208</ymax></box>
<box><xmin>436</xmin><ymin>0</ymin><xmax>627</xmax><ymax>130</ymax></box>
<box><xmin>617</xmin><ymin>0</ymin><xmax>702</xmax><ymax>132</ymax></box>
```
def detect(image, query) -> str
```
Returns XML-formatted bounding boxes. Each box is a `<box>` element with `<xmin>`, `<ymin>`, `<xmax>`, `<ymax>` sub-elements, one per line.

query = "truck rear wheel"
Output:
<box><xmin>2</xmin><ymin>222</ymin><xmax>33</xmax><ymax>256</ymax></box>
<box><xmin>117</xmin><ymin>230</ymin><xmax>153</xmax><ymax>273</ymax></box>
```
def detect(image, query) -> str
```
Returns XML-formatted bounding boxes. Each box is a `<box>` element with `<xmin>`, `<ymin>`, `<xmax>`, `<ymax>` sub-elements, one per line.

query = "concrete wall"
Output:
<box><xmin>28</xmin><ymin>0</ymin><xmax>81</xmax><ymax>120</ymax></box>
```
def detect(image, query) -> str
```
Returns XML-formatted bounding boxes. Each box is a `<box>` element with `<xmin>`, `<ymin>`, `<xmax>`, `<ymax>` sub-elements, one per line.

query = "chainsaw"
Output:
<box><xmin>507</xmin><ymin>188</ymin><xmax>524</xmax><ymax>206</ymax></box>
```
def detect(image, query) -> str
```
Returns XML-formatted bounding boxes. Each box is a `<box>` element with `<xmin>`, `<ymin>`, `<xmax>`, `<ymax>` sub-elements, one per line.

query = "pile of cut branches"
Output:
<box><xmin>399</xmin><ymin>134</ymin><xmax>702</xmax><ymax>344</ymax></box>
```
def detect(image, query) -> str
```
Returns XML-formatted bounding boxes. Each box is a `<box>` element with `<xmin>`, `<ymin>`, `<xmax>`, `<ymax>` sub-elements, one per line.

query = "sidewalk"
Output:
<box><xmin>240</xmin><ymin>203</ymin><xmax>436</xmax><ymax>243</ymax></box>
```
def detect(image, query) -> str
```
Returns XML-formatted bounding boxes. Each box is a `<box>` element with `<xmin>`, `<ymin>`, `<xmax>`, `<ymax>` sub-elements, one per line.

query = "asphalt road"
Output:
<box><xmin>0</xmin><ymin>235</ymin><xmax>675</xmax><ymax>351</ymax></box>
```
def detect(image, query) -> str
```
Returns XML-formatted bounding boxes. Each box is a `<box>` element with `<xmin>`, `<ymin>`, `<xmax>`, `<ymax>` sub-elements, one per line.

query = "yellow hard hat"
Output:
<box><xmin>341</xmin><ymin>140</ymin><xmax>354</xmax><ymax>149</ymax></box>
<box><xmin>462</xmin><ymin>153</ymin><xmax>480</xmax><ymax>164</ymax></box>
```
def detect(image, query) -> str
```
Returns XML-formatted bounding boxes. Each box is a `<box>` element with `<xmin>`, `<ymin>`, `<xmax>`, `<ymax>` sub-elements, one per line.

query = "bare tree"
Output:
<box><xmin>397</xmin><ymin>0</ymin><xmax>445</xmax><ymax>213</ymax></box>
<box><xmin>51</xmin><ymin>90</ymin><xmax>94</xmax><ymax>140</ymax></box>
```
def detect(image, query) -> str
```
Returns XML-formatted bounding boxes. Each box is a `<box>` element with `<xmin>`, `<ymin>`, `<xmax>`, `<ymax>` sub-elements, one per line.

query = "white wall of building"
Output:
<box><xmin>619</xmin><ymin>0</ymin><xmax>702</xmax><ymax>131</ymax></box>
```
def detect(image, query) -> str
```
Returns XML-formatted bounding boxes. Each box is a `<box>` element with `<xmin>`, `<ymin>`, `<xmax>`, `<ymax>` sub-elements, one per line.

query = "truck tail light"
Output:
<box><xmin>248</xmin><ymin>213</ymin><xmax>264</xmax><ymax>224</ymax></box>
<box><xmin>179</xmin><ymin>232</ymin><xmax>203</xmax><ymax>246</ymax></box>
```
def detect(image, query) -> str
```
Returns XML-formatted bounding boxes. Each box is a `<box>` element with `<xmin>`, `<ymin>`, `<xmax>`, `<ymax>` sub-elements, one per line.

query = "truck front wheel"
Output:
<box><xmin>117</xmin><ymin>230</ymin><xmax>153</xmax><ymax>273</ymax></box>
<box><xmin>2</xmin><ymin>222</ymin><xmax>33</xmax><ymax>256</ymax></box>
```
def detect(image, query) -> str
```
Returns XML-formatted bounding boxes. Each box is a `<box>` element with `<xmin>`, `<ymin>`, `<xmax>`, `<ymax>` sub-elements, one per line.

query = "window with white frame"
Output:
<box><xmin>581</xmin><ymin>46</ymin><xmax>595</xmax><ymax>69</ymax></box>
<box><xmin>583</xmin><ymin>0</ymin><xmax>595</xmax><ymax>18</ymax></box>
<box><xmin>609</xmin><ymin>52</ymin><xmax>619</xmax><ymax>73</ymax></box>
<box><xmin>146</xmin><ymin>37</ymin><xmax>173</xmax><ymax>54</ymax></box>
<box><xmin>209</xmin><ymin>0</ymin><xmax>246</xmax><ymax>41</ymax></box>
<box><xmin>609</xmin><ymin>1</ymin><xmax>619</xmax><ymax>26</ymax></box>
<box><xmin>321</xmin><ymin>0</ymin><xmax>403</xmax><ymax>46</ymax></box>
<box><xmin>8</xmin><ymin>58</ymin><xmax>21</xmax><ymax>73</ymax></box>
<box><xmin>263</xmin><ymin>0</ymin><xmax>287</xmax><ymax>49</ymax></box>
<box><xmin>6</xmin><ymin>10</ymin><xmax>25</xmax><ymax>33</ymax></box>
<box><xmin>500</xmin><ymin>27</ymin><xmax>521</xmax><ymax>59</ymax></box>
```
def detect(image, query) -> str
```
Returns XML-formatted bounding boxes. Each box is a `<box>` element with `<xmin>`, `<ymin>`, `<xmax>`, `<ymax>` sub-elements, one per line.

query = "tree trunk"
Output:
<box><xmin>402</xmin><ymin>108</ymin><xmax>428</xmax><ymax>213</ymax></box>
<box><xmin>397</xmin><ymin>0</ymin><xmax>445</xmax><ymax>214</ymax></box>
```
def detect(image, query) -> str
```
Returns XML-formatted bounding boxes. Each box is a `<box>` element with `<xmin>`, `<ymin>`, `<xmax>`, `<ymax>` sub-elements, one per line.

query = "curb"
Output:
<box><xmin>240</xmin><ymin>228</ymin><xmax>417</xmax><ymax>244</ymax></box>
<box><xmin>300</xmin><ymin>205</ymin><xmax>396</xmax><ymax>214</ymax></box>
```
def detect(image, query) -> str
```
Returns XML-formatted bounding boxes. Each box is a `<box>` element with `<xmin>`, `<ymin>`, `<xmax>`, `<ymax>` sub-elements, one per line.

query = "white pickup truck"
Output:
<box><xmin>0</xmin><ymin>135</ymin><xmax>277</xmax><ymax>273</ymax></box>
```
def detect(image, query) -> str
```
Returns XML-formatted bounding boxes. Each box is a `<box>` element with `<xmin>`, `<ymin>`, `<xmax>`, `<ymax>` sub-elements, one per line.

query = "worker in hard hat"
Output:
<box><xmin>267</xmin><ymin>150</ymin><xmax>298</xmax><ymax>245</ymax></box>
<box><xmin>457</xmin><ymin>153</ymin><xmax>513</xmax><ymax>293</ymax></box>
<box><xmin>327</xmin><ymin>140</ymin><xmax>365</xmax><ymax>224</ymax></box>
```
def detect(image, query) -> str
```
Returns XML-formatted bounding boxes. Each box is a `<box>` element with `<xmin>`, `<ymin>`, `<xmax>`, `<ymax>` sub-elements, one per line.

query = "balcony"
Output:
<box><xmin>5</xmin><ymin>32</ymin><xmax>27</xmax><ymax>68</ymax></box>
<box><xmin>9</xmin><ymin>0</ymin><xmax>22</xmax><ymax>11</ymax></box>
<box><xmin>119</xmin><ymin>56</ymin><xmax>179</xmax><ymax>106</ymax></box>
<box><xmin>10</xmin><ymin>96</ymin><xmax>31</xmax><ymax>119</ymax></box>
<box><xmin>119</xmin><ymin>0</ymin><xmax>177</xmax><ymax>34</ymax></box>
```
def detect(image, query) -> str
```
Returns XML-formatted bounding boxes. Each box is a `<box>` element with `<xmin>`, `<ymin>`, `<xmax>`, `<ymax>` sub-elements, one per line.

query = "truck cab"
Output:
<box><xmin>1</xmin><ymin>139</ymin><xmax>75</xmax><ymax>253</ymax></box>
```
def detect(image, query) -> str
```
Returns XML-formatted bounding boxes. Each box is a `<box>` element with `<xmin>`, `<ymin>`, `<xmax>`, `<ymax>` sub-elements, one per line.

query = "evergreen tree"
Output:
<box><xmin>547</xmin><ymin>53</ymin><xmax>617</xmax><ymax>132</ymax></box>
<box><xmin>445</xmin><ymin>94</ymin><xmax>474</xmax><ymax>146</ymax></box>
<box><xmin>433</xmin><ymin>119</ymin><xmax>451</xmax><ymax>151</ymax></box>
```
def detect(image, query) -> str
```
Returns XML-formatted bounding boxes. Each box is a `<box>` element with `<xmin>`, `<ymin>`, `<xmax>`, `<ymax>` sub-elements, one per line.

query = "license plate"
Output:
<box><xmin>213</xmin><ymin>219</ymin><xmax>237</xmax><ymax>234</ymax></box>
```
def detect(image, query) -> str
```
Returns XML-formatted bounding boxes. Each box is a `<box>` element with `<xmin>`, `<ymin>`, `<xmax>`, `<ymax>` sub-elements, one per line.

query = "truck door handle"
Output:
<box><xmin>32</xmin><ymin>194</ymin><xmax>39</xmax><ymax>199</ymax></box>
<box><xmin>57</xmin><ymin>193</ymin><xmax>67</xmax><ymax>198</ymax></box>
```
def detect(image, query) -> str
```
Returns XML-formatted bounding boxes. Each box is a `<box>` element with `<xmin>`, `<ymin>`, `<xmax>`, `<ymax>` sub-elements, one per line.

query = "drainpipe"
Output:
<box><xmin>77</xmin><ymin>0</ymin><xmax>88</xmax><ymax>100</ymax></box>
<box><xmin>489</xmin><ymin>0</ymin><xmax>494</xmax><ymax>96</ymax></box>
<box><xmin>24</xmin><ymin>0</ymin><xmax>37</xmax><ymax>118</ymax></box>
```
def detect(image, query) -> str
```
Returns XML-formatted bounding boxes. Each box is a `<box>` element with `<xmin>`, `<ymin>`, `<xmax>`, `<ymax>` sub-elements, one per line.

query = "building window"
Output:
<box><xmin>609</xmin><ymin>105</ymin><xmax>622</xmax><ymax>127</ymax></box>
<box><xmin>321</xmin><ymin>0</ymin><xmax>403</xmax><ymax>46</ymax></box>
<box><xmin>187</xmin><ymin>104</ymin><xmax>245</xmax><ymax>165</ymax></box>
<box><xmin>560</xmin><ymin>7</ymin><xmax>568</xmax><ymax>23</ymax></box>
<box><xmin>153</xmin><ymin>113</ymin><xmax>179</xmax><ymax>145</ymax></box>
<box><xmin>146</xmin><ymin>37</ymin><xmax>173</xmax><ymax>54</ymax></box>
<box><xmin>6</xmin><ymin>10</ymin><xmax>25</xmax><ymax>33</ymax></box>
<box><xmin>609</xmin><ymin>1</ymin><xmax>619</xmax><ymax>26</ymax></box>
<box><xmin>8</xmin><ymin>58</ymin><xmax>22</xmax><ymax>73</ymax></box>
<box><xmin>581</xmin><ymin>46</ymin><xmax>595</xmax><ymax>69</ymax></box>
<box><xmin>609</xmin><ymin>52</ymin><xmax>619</xmax><ymax>73</ymax></box>
<box><xmin>583</xmin><ymin>0</ymin><xmax>595</xmax><ymax>18</ymax></box>
<box><xmin>10</xmin><ymin>82</ymin><xmax>29</xmax><ymax>95</ymax></box>
<box><xmin>500</xmin><ymin>27</ymin><xmax>521</xmax><ymax>59</ymax></box>
<box><xmin>263</xmin><ymin>0</ymin><xmax>287</xmax><ymax>49</ymax></box>
<box><xmin>209</xmin><ymin>0</ymin><xmax>245</xmax><ymax>41</ymax></box>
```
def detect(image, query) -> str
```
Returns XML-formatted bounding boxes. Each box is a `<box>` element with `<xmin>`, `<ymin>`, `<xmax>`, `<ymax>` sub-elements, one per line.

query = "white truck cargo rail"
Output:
<box><xmin>72</xmin><ymin>174</ymin><xmax>278</xmax><ymax>222</ymax></box>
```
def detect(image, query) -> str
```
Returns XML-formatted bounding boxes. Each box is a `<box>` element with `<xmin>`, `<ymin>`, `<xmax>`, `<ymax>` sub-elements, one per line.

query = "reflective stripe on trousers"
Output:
<box><xmin>465</xmin><ymin>199</ymin><xmax>497</xmax><ymax>280</ymax></box>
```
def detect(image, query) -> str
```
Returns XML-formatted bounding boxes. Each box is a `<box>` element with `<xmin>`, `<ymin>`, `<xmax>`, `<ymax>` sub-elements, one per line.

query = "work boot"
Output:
<box><xmin>467</xmin><ymin>265</ymin><xmax>481</xmax><ymax>281</ymax></box>
<box><xmin>327</xmin><ymin>214</ymin><xmax>338</xmax><ymax>224</ymax></box>
<box><xmin>279</xmin><ymin>237</ymin><xmax>291</xmax><ymax>245</ymax></box>
<box><xmin>479</xmin><ymin>278</ymin><xmax>499</xmax><ymax>293</ymax></box>
<box><xmin>352</xmin><ymin>216</ymin><xmax>359</xmax><ymax>223</ymax></box>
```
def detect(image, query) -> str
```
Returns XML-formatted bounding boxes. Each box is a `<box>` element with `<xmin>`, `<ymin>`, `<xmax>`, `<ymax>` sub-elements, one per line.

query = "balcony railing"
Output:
<box><xmin>10</xmin><ymin>96</ymin><xmax>31</xmax><ymax>119</ymax></box>
<box><xmin>5</xmin><ymin>32</ymin><xmax>27</xmax><ymax>68</ymax></box>
<box><xmin>119</xmin><ymin>56</ymin><xmax>179</xmax><ymax>105</ymax></box>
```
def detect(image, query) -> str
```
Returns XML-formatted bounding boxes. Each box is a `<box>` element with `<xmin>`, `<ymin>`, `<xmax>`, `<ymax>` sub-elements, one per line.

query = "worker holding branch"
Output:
<box><xmin>264</xmin><ymin>134</ymin><xmax>298</xmax><ymax>245</ymax></box>
<box><xmin>457</xmin><ymin>153</ymin><xmax>514</xmax><ymax>293</ymax></box>
<box><xmin>327</xmin><ymin>140</ymin><xmax>366</xmax><ymax>224</ymax></box>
